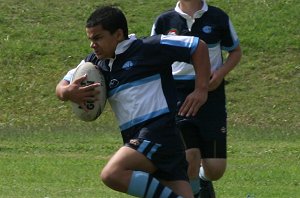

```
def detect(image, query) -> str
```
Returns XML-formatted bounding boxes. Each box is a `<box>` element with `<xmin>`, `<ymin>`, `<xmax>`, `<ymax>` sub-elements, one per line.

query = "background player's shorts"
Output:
<box><xmin>175</xmin><ymin>80</ymin><xmax>227</xmax><ymax>159</ymax></box>
<box><xmin>122</xmin><ymin>114</ymin><xmax>189</xmax><ymax>181</ymax></box>
<box><xmin>179</xmin><ymin>123</ymin><xmax>227</xmax><ymax>158</ymax></box>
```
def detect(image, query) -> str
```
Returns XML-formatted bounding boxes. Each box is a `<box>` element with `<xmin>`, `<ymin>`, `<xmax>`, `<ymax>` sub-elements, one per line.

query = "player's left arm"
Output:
<box><xmin>178</xmin><ymin>40</ymin><xmax>211</xmax><ymax>117</ymax></box>
<box><xmin>209</xmin><ymin>45</ymin><xmax>242</xmax><ymax>91</ymax></box>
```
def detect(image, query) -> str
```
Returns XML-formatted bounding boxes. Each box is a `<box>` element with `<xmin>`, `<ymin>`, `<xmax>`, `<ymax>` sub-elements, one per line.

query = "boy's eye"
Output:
<box><xmin>93</xmin><ymin>36</ymin><xmax>102</xmax><ymax>42</ymax></box>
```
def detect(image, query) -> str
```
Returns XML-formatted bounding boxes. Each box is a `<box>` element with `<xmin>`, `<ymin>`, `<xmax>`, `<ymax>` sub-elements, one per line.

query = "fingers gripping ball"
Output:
<box><xmin>71</xmin><ymin>62</ymin><xmax>106</xmax><ymax>121</ymax></box>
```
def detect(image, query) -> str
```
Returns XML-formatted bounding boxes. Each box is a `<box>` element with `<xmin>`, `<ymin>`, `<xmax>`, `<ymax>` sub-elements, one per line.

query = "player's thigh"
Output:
<box><xmin>101</xmin><ymin>146</ymin><xmax>157</xmax><ymax>192</ymax></box>
<box><xmin>103</xmin><ymin>146</ymin><xmax>157</xmax><ymax>174</ymax></box>
<box><xmin>201</xmin><ymin>158</ymin><xmax>226</xmax><ymax>180</ymax></box>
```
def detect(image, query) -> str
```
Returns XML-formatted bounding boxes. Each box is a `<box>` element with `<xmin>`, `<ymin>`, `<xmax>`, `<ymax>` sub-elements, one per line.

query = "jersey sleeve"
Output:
<box><xmin>151</xmin><ymin>16</ymin><xmax>163</xmax><ymax>36</ymax></box>
<box><xmin>159</xmin><ymin>34</ymin><xmax>199</xmax><ymax>63</ymax></box>
<box><xmin>62</xmin><ymin>51</ymin><xmax>105</xmax><ymax>82</ymax></box>
<box><xmin>150</xmin><ymin>23</ymin><xmax>158</xmax><ymax>36</ymax></box>
<box><xmin>220</xmin><ymin>18</ymin><xmax>240</xmax><ymax>52</ymax></box>
<box><xmin>62</xmin><ymin>60</ymin><xmax>85</xmax><ymax>82</ymax></box>
<box><xmin>151</xmin><ymin>10</ymin><xmax>176</xmax><ymax>36</ymax></box>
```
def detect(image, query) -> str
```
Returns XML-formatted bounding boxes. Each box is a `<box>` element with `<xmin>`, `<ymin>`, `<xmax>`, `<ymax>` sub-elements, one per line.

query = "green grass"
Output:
<box><xmin>0</xmin><ymin>0</ymin><xmax>299</xmax><ymax>197</ymax></box>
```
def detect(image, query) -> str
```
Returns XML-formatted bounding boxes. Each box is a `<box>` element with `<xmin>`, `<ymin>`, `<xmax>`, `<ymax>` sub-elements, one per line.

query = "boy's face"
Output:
<box><xmin>86</xmin><ymin>25</ymin><xmax>122</xmax><ymax>59</ymax></box>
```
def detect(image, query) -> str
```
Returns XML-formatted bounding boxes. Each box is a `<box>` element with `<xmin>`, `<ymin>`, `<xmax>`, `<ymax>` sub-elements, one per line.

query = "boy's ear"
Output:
<box><xmin>115</xmin><ymin>28</ymin><xmax>125</xmax><ymax>41</ymax></box>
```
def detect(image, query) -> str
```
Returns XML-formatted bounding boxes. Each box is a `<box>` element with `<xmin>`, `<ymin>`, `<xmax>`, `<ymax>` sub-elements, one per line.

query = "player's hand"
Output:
<box><xmin>65</xmin><ymin>74</ymin><xmax>100</xmax><ymax>111</ymax></box>
<box><xmin>178</xmin><ymin>89</ymin><xmax>208</xmax><ymax>117</ymax></box>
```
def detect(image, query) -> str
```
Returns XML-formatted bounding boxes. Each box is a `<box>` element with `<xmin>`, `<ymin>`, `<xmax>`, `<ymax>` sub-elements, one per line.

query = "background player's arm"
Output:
<box><xmin>209</xmin><ymin>45</ymin><xmax>242</xmax><ymax>91</ymax></box>
<box><xmin>178</xmin><ymin>40</ymin><xmax>211</xmax><ymax>117</ymax></box>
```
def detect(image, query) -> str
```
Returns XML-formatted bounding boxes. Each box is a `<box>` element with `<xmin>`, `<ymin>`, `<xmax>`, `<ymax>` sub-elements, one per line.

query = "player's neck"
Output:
<box><xmin>179</xmin><ymin>0</ymin><xmax>203</xmax><ymax>17</ymax></box>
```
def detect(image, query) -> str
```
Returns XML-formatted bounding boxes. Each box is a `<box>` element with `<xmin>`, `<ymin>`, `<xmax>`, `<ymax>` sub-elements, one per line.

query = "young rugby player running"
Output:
<box><xmin>56</xmin><ymin>5</ymin><xmax>211</xmax><ymax>198</ymax></box>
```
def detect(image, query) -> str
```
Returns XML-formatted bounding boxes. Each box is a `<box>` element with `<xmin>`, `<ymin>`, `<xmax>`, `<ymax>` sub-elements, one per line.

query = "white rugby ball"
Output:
<box><xmin>71</xmin><ymin>62</ymin><xmax>106</xmax><ymax>121</ymax></box>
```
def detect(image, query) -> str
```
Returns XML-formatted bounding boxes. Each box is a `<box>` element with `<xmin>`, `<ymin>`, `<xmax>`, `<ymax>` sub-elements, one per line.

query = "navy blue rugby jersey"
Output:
<box><xmin>151</xmin><ymin>2</ymin><xmax>240</xmax><ymax>79</ymax></box>
<box><xmin>64</xmin><ymin>34</ymin><xmax>199</xmax><ymax>131</ymax></box>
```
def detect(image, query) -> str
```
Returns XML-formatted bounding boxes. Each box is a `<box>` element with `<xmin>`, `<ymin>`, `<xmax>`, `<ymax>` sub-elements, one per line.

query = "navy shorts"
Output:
<box><xmin>175</xmin><ymin>80</ymin><xmax>227</xmax><ymax>159</ymax></box>
<box><xmin>121</xmin><ymin>114</ymin><xmax>189</xmax><ymax>181</ymax></box>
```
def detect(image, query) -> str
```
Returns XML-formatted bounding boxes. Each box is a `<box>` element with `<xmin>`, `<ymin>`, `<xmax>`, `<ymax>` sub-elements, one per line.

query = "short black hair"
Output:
<box><xmin>86</xmin><ymin>5</ymin><xmax>128</xmax><ymax>38</ymax></box>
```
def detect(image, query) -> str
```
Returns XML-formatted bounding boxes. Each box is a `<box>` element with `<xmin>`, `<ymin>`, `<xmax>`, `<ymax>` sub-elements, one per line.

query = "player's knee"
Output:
<box><xmin>202</xmin><ymin>159</ymin><xmax>227</xmax><ymax>180</ymax></box>
<box><xmin>100</xmin><ymin>167</ymin><xmax>118</xmax><ymax>188</ymax></box>
<box><xmin>208</xmin><ymin>172</ymin><xmax>224</xmax><ymax>181</ymax></box>
<box><xmin>100</xmin><ymin>169</ymin><xmax>111</xmax><ymax>186</ymax></box>
<box><xmin>205</xmin><ymin>167</ymin><xmax>226</xmax><ymax>181</ymax></box>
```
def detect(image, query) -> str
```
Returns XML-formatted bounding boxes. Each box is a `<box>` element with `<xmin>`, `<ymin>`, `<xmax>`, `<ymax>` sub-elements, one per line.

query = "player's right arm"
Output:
<box><xmin>56</xmin><ymin>79</ymin><xmax>71</xmax><ymax>101</ymax></box>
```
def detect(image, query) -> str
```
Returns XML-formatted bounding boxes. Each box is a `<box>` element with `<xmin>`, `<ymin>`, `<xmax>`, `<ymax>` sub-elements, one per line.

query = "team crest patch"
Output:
<box><xmin>167</xmin><ymin>28</ymin><xmax>178</xmax><ymax>35</ymax></box>
<box><xmin>122</xmin><ymin>61</ymin><xmax>134</xmax><ymax>70</ymax></box>
<box><xmin>202</xmin><ymin>26</ymin><xmax>212</xmax><ymax>34</ymax></box>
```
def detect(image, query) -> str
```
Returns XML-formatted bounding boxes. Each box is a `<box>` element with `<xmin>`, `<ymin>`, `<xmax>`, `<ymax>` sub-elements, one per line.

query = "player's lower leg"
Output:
<box><xmin>199</xmin><ymin>167</ymin><xmax>215</xmax><ymax>198</ymax></box>
<box><xmin>190</xmin><ymin>178</ymin><xmax>200</xmax><ymax>198</ymax></box>
<box><xmin>127</xmin><ymin>171</ymin><xmax>182</xmax><ymax>198</ymax></box>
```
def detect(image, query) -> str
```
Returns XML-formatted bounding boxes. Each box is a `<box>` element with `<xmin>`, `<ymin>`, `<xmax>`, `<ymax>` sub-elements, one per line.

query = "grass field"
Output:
<box><xmin>0</xmin><ymin>0</ymin><xmax>299</xmax><ymax>197</ymax></box>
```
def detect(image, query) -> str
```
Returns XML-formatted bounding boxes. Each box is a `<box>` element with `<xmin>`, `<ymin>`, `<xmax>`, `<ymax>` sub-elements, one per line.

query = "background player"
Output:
<box><xmin>151</xmin><ymin>0</ymin><xmax>242</xmax><ymax>197</ymax></box>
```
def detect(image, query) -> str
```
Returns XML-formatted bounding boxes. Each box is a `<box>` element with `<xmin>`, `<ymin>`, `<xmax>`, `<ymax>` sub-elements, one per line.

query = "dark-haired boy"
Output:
<box><xmin>56</xmin><ymin>5</ymin><xmax>211</xmax><ymax>198</ymax></box>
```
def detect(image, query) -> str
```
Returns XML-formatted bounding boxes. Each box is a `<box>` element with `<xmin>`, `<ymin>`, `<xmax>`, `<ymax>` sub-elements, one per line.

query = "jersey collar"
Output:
<box><xmin>175</xmin><ymin>0</ymin><xmax>208</xmax><ymax>19</ymax></box>
<box><xmin>115</xmin><ymin>34</ymin><xmax>137</xmax><ymax>55</ymax></box>
<box><xmin>106</xmin><ymin>34</ymin><xmax>137</xmax><ymax>71</ymax></box>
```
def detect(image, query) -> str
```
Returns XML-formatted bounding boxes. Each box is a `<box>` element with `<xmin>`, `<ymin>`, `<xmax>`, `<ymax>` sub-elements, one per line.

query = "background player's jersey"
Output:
<box><xmin>64</xmin><ymin>34</ymin><xmax>199</xmax><ymax>132</ymax></box>
<box><xmin>151</xmin><ymin>1</ymin><xmax>240</xmax><ymax>80</ymax></box>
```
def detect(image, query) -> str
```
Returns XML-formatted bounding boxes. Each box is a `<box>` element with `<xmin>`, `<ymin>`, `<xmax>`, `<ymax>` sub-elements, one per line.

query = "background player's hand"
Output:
<box><xmin>209</xmin><ymin>70</ymin><xmax>224</xmax><ymax>91</ymax></box>
<box><xmin>64</xmin><ymin>75</ymin><xmax>100</xmax><ymax>111</ymax></box>
<box><xmin>178</xmin><ymin>89</ymin><xmax>208</xmax><ymax>117</ymax></box>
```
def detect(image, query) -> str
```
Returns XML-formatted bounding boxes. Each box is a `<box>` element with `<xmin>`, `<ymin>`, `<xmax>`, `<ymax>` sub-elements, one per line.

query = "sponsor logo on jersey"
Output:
<box><xmin>109</xmin><ymin>79</ymin><xmax>119</xmax><ymax>88</ymax></box>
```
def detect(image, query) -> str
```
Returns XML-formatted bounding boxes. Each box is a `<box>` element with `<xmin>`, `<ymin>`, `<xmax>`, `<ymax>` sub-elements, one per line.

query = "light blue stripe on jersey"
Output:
<box><xmin>108</xmin><ymin>74</ymin><xmax>170</xmax><ymax>131</ymax></box>
<box><xmin>222</xmin><ymin>39</ymin><xmax>240</xmax><ymax>51</ymax></box>
<box><xmin>173</xmin><ymin>75</ymin><xmax>195</xmax><ymax>80</ymax></box>
<box><xmin>160</xmin><ymin>35</ymin><xmax>199</xmax><ymax>54</ymax></box>
<box><xmin>120</xmin><ymin>107</ymin><xmax>169</xmax><ymax>131</ymax></box>
<box><xmin>108</xmin><ymin>74</ymin><xmax>160</xmax><ymax>97</ymax></box>
<box><xmin>222</xmin><ymin>20</ymin><xmax>239</xmax><ymax>51</ymax></box>
<box><xmin>207</xmin><ymin>42</ymin><xmax>220</xmax><ymax>48</ymax></box>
